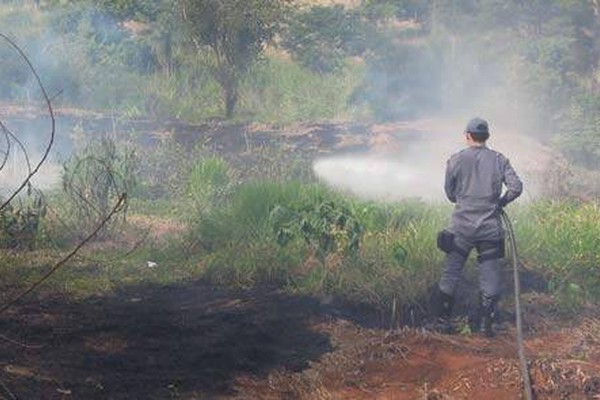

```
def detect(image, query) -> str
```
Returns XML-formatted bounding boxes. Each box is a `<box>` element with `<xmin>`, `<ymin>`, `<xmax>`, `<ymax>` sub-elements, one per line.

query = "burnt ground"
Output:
<box><xmin>1</xmin><ymin>281</ymin><xmax>600</xmax><ymax>400</ymax></box>
<box><xmin>0</xmin><ymin>282</ymin><xmax>332</xmax><ymax>399</ymax></box>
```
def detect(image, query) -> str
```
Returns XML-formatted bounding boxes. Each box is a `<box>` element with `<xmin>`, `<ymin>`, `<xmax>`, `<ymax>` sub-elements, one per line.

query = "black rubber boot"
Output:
<box><xmin>439</xmin><ymin>291</ymin><xmax>454</xmax><ymax>319</ymax></box>
<box><xmin>432</xmin><ymin>288</ymin><xmax>455</xmax><ymax>334</ymax></box>
<box><xmin>480</xmin><ymin>293</ymin><xmax>499</xmax><ymax>338</ymax></box>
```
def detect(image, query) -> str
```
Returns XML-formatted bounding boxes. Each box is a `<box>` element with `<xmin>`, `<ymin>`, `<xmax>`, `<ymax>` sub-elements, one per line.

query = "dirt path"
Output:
<box><xmin>1</xmin><ymin>282</ymin><xmax>598</xmax><ymax>400</ymax></box>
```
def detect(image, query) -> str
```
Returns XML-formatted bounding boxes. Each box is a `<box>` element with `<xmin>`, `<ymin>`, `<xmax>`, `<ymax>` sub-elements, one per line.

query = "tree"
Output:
<box><xmin>179</xmin><ymin>0</ymin><xmax>292</xmax><ymax>118</ymax></box>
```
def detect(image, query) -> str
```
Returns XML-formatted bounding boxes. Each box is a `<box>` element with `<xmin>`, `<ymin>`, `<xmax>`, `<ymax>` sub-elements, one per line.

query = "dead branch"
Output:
<box><xmin>0</xmin><ymin>378</ymin><xmax>16</xmax><ymax>400</ymax></box>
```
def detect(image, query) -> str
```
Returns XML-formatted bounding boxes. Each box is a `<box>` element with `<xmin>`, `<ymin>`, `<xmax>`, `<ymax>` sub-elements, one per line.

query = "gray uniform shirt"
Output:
<box><xmin>445</xmin><ymin>145</ymin><xmax>523</xmax><ymax>241</ymax></box>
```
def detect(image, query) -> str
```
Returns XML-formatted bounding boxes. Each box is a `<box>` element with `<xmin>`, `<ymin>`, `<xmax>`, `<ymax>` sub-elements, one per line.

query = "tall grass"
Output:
<box><xmin>512</xmin><ymin>202</ymin><xmax>600</xmax><ymax>310</ymax></box>
<box><xmin>185</xmin><ymin>167</ymin><xmax>600</xmax><ymax>312</ymax></box>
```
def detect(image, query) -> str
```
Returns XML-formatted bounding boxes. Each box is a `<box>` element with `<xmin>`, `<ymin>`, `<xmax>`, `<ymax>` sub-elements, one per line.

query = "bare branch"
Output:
<box><xmin>0</xmin><ymin>121</ymin><xmax>11</xmax><ymax>173</ymax></box>
<box><xmin>0</xmin><ymin>32</ymin><xmax>55</xmax><ymax>212</ymax></box>
<box><xmin>0</xmin><ymin>120</ymin><xmax>33</xmax><ymax>176</ymax></box>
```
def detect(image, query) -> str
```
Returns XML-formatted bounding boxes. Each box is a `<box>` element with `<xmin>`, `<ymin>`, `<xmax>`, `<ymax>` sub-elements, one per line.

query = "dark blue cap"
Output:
<box><xmin>465</xmin><ymin>117</ymin><xmax>489</xmax><ymax>135</ymax></box>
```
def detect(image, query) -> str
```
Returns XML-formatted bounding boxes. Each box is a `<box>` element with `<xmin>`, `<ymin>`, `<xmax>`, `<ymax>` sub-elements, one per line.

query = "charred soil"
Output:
<box><xmin>0</xmin><ymin>283</ymin><xmax>599</xmax><ymax>399</ymax></box>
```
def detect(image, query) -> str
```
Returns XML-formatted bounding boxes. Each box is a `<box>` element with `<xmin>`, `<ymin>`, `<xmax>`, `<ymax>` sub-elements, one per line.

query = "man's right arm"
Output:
<box><xmin>499</xmin><ymin>157</ymin><xmax>523</xmax><ymax>207</ymax></box>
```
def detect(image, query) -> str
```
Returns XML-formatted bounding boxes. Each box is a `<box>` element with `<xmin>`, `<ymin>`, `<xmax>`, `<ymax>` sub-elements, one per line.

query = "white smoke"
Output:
<box><xmin>313</xmin><ymin>117</ymin><xmax>549</xmax><ymax>202</ymax></box>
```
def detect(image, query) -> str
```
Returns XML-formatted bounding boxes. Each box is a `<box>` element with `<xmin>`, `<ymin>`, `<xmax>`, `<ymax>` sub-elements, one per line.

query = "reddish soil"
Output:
<box><xmin>0</xmin><ymin>283</ymin><xmax>599</xmax><ymax>400</ymax></box>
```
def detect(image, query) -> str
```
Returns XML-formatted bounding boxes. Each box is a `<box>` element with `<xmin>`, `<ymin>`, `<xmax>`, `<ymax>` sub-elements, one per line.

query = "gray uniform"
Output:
<box><xmin>439</xmin><ymin>145</ymin><xmax>523</xmax><ymax>297</ymax></box>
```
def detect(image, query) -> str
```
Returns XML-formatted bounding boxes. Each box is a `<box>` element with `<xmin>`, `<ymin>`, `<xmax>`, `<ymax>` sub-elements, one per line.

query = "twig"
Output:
<box><xmin>0</xmin><ymin>193</ymin><xmax>127</xmax><ymax>316</ymax></box>
<box><xmin>3</xmin><ymin>123</ymin><xmax>33</xmax><ymax>176</ymax></box>
<box><xmin>48</xmin><ymin>89</ymin><xmax>63</xmax><ymax>104</ymax></box>
<box><xmin>0</xmin><ymin>378</ymin><xmax>16</xmax><ymax>400</ymax></box>
<box><xmin>0</xmin><ymin>334</ymin><xmax>43</xmax><ymax>350</ymax></box>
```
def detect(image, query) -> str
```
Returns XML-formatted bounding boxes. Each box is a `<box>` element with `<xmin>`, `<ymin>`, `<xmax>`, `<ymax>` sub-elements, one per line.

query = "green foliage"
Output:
<box><xmin>270</xmin><ymin>200</ymin><xmax>362</xmax><ymax>260</ymax></box>
<box><xmin>91</xmin><ymin>0</ymin><xmax>165</xmax><ymax>21</ymax></box>
<box><xmin>3</xmin><ymin>0</ymin><xmax>600</xmax><ymax>130</ymax></box>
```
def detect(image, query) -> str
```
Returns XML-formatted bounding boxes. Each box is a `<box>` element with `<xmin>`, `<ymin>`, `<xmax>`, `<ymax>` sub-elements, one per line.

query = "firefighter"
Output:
<box><xmin>435</xmin><ymin>117</ymin><xmax>523</xmax><ymax>337</ymax></box>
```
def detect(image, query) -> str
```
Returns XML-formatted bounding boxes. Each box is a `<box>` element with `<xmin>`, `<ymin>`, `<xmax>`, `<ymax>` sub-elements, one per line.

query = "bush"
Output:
<box><xmin>60</xmin><ymin>137</ymin><xmax>137</xmax><ymax>240</ymax></box>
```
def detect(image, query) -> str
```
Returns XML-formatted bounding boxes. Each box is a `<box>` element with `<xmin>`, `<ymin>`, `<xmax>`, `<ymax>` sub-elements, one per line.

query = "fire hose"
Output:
<box><xmin>500</xmin><ymin>209</ymin><xmax>533</xmax><ymax>400</ymax></box>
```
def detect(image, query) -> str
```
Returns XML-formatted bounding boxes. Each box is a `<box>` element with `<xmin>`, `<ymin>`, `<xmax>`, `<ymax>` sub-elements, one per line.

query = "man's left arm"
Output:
<box><xmin>444</xmin><ymin>158</ymin><xmax>458</xmax><ymax>203</ymax></box>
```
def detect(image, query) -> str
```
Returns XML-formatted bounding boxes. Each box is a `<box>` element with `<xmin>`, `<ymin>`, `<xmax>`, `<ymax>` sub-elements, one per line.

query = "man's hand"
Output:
<box><xmin>498</xmin><ymin>196</ymin><xmax>509</xmax><ymax>208</ymax></box>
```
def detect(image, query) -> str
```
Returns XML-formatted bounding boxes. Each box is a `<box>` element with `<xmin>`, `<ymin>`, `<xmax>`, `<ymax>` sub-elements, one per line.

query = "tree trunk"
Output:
<box><xmin>224</xmin><ymin>79</ymin><xmax>238</xmax><ymax>119</ymax></box>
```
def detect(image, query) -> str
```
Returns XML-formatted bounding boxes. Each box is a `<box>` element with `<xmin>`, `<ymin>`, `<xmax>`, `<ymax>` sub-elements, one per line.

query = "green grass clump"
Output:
<box><xmin>187</xmin><ymin>178</ymin><xmax>448</xmax><ymax>309</ymax></box>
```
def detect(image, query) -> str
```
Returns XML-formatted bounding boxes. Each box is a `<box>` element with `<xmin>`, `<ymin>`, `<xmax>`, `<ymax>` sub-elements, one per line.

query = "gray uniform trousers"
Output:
<box><xmin>439</xmin><ymin>234</ymin><xmax>503</xmax><ymax>298</ymax></box>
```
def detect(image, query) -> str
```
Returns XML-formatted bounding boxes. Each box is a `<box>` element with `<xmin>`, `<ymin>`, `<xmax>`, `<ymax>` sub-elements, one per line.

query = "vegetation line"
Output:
<box><xmin>0</xmin><ymin>193</ymin><xmax>127</xmax><ymax>315</ymax></box>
